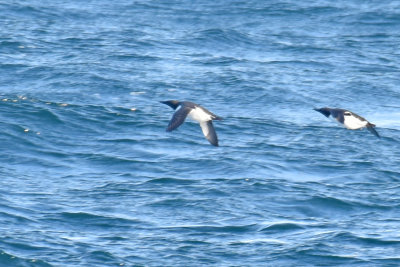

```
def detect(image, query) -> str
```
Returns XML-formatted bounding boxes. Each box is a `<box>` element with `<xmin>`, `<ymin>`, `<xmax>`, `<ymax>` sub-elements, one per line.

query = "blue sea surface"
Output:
<box><xmin>1</xmin><ymin>0</ymin><xmax>400</xmax><ymax>266</ymax></box>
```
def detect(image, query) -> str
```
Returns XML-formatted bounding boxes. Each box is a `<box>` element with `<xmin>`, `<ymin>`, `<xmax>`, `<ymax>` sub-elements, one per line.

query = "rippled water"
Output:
<box><xmin>1</xmin><ymin>0</ymin><xmax>400</xmax><ymax>266</ymax></box>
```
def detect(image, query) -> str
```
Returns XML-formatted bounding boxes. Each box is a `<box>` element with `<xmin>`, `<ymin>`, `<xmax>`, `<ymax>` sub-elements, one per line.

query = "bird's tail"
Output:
<box><xmin>366</xmin><ymin>123</ymin><xmax>380</xmax><ymax>138</ymax></box>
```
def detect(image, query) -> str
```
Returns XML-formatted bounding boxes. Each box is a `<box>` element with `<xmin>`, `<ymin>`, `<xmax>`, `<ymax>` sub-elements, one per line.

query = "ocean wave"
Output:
<box><xmin>259</xmin><ymin>222</ymin><xmax>305</xmax><ymax>233</ymax></box>
<box><xmin>1</xmin><ymin>0</ymin><xmax>400</xmax><ymax>266</ymax></box>
<box><xmin>0</xmin><ymin>250</ymin><xmax>51</xmax><ymax>267</ymax></box>
<box><xmin>160</xmin><ymin>224</ymin><xmax>258</xmax><ymax>234</ymax></box>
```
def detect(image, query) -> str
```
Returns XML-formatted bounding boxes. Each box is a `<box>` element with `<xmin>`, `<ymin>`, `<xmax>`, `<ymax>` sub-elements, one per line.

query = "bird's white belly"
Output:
<box><xmin>188</xmin><ymin>107</ymin><xmax>212</xmax><ymax>122</ymax></box>
<box><xmin>343</xmin><ymin>115</ymin><xmax>368</xmax><ymax>129</ymax></box>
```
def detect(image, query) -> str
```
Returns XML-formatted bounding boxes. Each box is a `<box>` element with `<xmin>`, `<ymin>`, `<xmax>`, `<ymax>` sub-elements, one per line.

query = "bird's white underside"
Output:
<box><xmin>343</xmin><ymin>114</ymin><xmax>368</xmax><ymax>129</ymax></box>
<box><xmin>188</xmin><ymin>107</ymin><xmax>213</xmax><ymax>122</ymax></box>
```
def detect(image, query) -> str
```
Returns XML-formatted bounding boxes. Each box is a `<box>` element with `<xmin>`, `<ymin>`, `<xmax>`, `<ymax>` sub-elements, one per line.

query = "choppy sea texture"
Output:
<box><xmin>1</xmin><ymin>0</ymin><xmax>400</xmax><ymax>266</ymax></box>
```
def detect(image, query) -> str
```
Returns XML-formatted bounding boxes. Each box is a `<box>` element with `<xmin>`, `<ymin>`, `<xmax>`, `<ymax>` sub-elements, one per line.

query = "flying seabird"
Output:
<box><xmin>314</xmin><ymin>107</ymin><xmax>380</xmax><ymax>138</ymax></box>
<box><xmin>161</xmin><ymin>100</ymin><xmax>222</xmax><ymax>146</ymax></box>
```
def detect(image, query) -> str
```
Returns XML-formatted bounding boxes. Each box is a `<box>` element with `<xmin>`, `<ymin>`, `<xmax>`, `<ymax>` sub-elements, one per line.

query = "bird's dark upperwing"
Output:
<box><xmin>166</xmin><ymin>106</ymin><xmax>191</xmax><ymax>132</ymax></box>
<box><xmin>199</xmin><ymin>121</ymin><xmax>219</xmax><ymax>146</ymax></box>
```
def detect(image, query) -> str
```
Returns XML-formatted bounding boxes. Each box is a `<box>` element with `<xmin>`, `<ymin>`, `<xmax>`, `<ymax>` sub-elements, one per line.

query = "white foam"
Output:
<box><xmin>130</xmin><ymin>91</ymin><xmax>145</xmax><ymax>95</ymax></box>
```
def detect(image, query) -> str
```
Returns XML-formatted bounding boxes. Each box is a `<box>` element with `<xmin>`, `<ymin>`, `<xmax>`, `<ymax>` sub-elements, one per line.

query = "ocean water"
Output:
<box><xmin>1</xmin><ymin>0</ymin><xmax>400</xmax><ymax>266</ymax></box>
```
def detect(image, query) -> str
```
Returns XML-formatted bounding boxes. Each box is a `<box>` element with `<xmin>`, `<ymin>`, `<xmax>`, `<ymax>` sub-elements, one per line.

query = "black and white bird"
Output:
<box><xmin>161</xmin><ymin>100</ymin><xmax>222</xmax><ymax>146</ymax></box>
<box><xmin>314</xmin><ymin>107</ymin><xmax>380</xmax><ymax>138</ymax></box>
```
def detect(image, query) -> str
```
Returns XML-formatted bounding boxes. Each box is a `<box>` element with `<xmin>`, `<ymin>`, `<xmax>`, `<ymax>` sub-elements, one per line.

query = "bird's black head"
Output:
<box><xmin>160</xmin><ymin>100</ymin><xmax>181</xmax><ymax>110</ymax></box>
<box><xmin>314</xmin><ymin>107</ymin><xmax>331</xmax><ymax>118</ymax></box>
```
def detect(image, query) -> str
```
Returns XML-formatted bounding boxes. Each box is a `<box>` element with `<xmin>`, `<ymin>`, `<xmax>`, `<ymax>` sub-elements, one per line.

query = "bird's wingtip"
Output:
<box><xmin>366</xmin><ymin>123</ymin><xmax>380</xmax><ymax>138</ymax></box>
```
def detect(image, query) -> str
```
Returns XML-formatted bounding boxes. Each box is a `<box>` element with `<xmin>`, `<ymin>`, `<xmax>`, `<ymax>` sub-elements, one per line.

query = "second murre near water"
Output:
<box><xmin>161</xmin><ymin>100</ymin><xmax>222</xmax><ymax>146</ymax></box>
<box><xmin>314</xmin><ymin>107</ymin><xmax>380</xmax><ymax>138</ymax></box>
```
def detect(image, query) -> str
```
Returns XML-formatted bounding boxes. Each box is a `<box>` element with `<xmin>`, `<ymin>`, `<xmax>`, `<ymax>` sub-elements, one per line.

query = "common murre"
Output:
<box><xmin>161</xmin><ymin>100</ymin><xmax>222</xmax><ymax>146</ymax></box>
<box><xmin>314</xmin><ymin>107</ymin><xmax>380</xmax><ymax>138</ymax></box>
